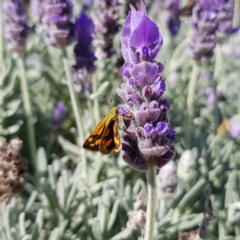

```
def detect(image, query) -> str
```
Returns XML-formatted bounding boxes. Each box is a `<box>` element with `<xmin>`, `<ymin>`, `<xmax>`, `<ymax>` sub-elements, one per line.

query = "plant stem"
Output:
<box><xmin>145</xmin><ymin>163</ymin><xmax>156</xmax><ymax>240</ymax></box>
<box><xmin>186</xmin><ymin>63</ymin><xmax>199</xmax><ymax>148</ymax></box>
<box><xmin>213</xmin><ymin>45</ymin><xmax>222</xmax><ymax>131</ymax></box>
<box><xmin>0</xmin><ymin>0</ymin><xmax>3</xmax><ymax>67</ymax></box>
<box><xmin>233</xmin><ymin>0</ymin><xmax>240</xmax><ymax>29</ymax></box>
<box><xmin>18</xmin><ymin>54</ymin><xmax>37</xmax><ymax>169</ymax></box>
<box><xmin>187</xmin><ymin>63</ymin><xmax>199</xmax><ymax>117</ymax></box>
<box><xmin>61</xmin><ymin>49</ymin><xmax>87</xmax><ymax>180</ymax></box>
<box><xmin>92</xmin><ymin>72</ymin><xmax>100</xmax><ymax>125</ymax></box>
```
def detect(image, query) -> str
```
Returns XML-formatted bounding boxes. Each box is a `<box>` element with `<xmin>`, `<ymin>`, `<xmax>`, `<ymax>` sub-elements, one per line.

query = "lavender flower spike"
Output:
<box><xmin>3</xmin><ymin>0</ymin><xmax>28</xmax><ymax>53</ymax></box>
<box><xmin>93</xmin><ymin>0</ymin><xmax>120</xmax><ymax>60</ymax></box>
<box><xmin>188</xmin><ymin>0</ymin><xmax>219</xmax><ymax>62</ymax></box>
<box><xmin>117</xmin><ymin>1</ymin><xmax>175</xmax><ymax>172</ymax></box>
<box><xmin>73</xmin><ymin>12</ymin><xmax>96</xmax><ymax>93</ymax></box>
<box><xmin>166</xmin><ymin>0</ymin><xmax>181</xmax><ymax>36</ymax></box>
<box><xmin>216</xmin><ymin>0</ymin><xmax>235</xmax><ymax>43</ymax></box>
<box><xmin>50</xmin><ymin>101</ymin><xmax>66</xmax><ymax>133</ymax></box>
<box><xmin>41</xmin><ymin>0</ymin><xmax>75</xmax><ymax>48</ymax></box>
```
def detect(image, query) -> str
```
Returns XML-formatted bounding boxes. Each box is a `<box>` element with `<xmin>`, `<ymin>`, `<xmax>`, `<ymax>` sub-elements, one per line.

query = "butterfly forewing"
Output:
<box><xmin>83</xmin><ymin>118</ymin><xmax>106</xmax><ymax>151</ymax></box>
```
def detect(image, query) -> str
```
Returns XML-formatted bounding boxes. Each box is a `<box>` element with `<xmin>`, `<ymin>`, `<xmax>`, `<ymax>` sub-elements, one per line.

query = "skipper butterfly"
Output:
<box><xmin>83</xmin><ymin>107</ymin><xmax>121</xmax><ymax>154</ymax></box>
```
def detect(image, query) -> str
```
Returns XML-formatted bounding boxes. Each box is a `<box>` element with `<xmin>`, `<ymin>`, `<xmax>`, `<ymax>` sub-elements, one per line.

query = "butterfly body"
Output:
<box><xmin>83</xmin><ymin>107</ymin><xmax>121</xmax><ymax>154</ymax></box>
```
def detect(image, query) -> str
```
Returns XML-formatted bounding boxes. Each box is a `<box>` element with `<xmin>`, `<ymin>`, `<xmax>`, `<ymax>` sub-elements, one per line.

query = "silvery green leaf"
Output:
<box><xmin>65</xmin><ymin>176</ymin><xmax>81</xmax><ymax>211</ymax></box>
<box><xmin>1</xmin><ymin>99</ymin><xmax>21</xmax><ymax>118</ymax></box>
<box><xmin>49</xmin><ymin>228</ymin><xmax>60</xmax><ymax>240</ymax></box>
<box><xmin>178</xmin><ymin>179</ymin><xmax>207</xmax><ymax>212</ymax></box>
<box><xmin>35</xmin><ymin>209</ymin><xmax>43</xmax><ymax>230</ymax></box>
<box><xmin>89</xmin><ymin>82</ymin><xmax>110</xmax><ymax>99</ymax></box>
<box><xmin>25</xmin><ymin>191</ymin><xmax>38</xmax><ymax>212</ymax></box>
<box><xmin>178</xmin><ymin>213</ymin><xmax>203</xmax><ymax>231</ymax></box>
<box><xmin>97</xmin><ymin>200</ymin><xmax>109</xmax><ymax>234</ymax></box>
<box><xmin>57</xmin><ymin>176</ymin><xmax>65</xmax><ymax>208</ymax></box>
<box><xmin>92</xmin><ymin>218</ymin><xmax>102</xmax><ymax>240</ymax></box>
<box><xmin>107</xmin><ymin>199</ymin><xmax>120</xmax><ymax>231</ymax></box>
<box><xmin>227</xmin><ymin>202</ymin><xmax>240</xmax><ymax>225</ymax></box>
<box><xmin>225</xmin><ymin>170</ymin><xmax>239</xmax><ymax>208</ymax></box>
<box><xmin>48</xmin><ymin>165</ymin><xmax>56</xmax><ymax>189</ymax></box>
<box><xmin>133</xmin><ymin>179</ymin><xmax>146</xmax><ymax>196</ymax></box>
<box><xmin>57</xmin><ymin>135</ymin><xmax>80</xmax><ymax>156</ymax></box>
<box><xmin>110</xmin><ymin>229</ymin><xmax>133</xmax><ymax>240</ymax></box>
<box><xmin>1</xmin><ymin>73</ymin><xmax>17</xmax><ymax>98</ymax></box>
<box><xmin>36</xmin><ymin>147</ymin><xmax>47</xmax><ymax>176</ymax></box>
<box><xmin>19</xmin><ymin>212</ymin><xmax>26</xmax><ymax>237</ymax></box>
<box><xmin>0</xmin><ymin>120</ymin><xmax>22</xmax><ymax>135</ymax></box>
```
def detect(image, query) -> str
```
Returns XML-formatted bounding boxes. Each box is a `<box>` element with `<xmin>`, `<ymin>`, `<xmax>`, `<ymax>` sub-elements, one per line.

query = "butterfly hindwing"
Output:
<box><xmin>99</xmin><ymin>119</ymin><xmax>121</xmax><ymax>154</ymax></box>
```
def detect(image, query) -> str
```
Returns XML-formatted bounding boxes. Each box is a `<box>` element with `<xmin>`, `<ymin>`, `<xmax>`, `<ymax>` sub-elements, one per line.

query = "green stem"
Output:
<box><xmin>187</xmin><ymin>64</ymin><xmax>199</xmax><ymax>148</ymax></box>
<box><xmin>17</xmin><ymin>54</ymin><xmax>37</xmax><ymax>169</ymax></box>
<box><xmin>233</xmin><ymin>0</ymin><xmax>240</xmax><ymax>29</ymax></box>
<box><xmin>92</xmin><ymin>72</ymin><xmax>100</xmax><ymax>125</ymax></box>
<box><xmin>61</xmin><ymin>49</ymin><xmax>87</xmax><ymax>180</ymax></box>
<box><xmin>0</xmin><ymin>0</ymin><xmax>3</xmax><ymax>67</ymax></box>
<box><xmin>213</xmin><ymin>45</ymin><xmax>222</xmax><ymax>131</ymax></box>
<box><xmin>187</xmin><ymin>64</ymin><xmax>199</xmax><ymax>117</ymax></box>
<box><xmin>145</xmin><ymin>163</ymin><xmax>156</xmax><ymax>240</ymax></box>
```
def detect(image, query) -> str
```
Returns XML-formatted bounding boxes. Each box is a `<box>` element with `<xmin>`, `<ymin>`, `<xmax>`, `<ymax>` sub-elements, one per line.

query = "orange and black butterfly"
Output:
<box><xmin>83</xmin><ymin>107</ymin><xmax>121</xmax><ymax>154</ymax></box>
<box><xmin>179</xmin><ymin>0</ymin><xmax>196</xmax><ymax>17</ymax></box>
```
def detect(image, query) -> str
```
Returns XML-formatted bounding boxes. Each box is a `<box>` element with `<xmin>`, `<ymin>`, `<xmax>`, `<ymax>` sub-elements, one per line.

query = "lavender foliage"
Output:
<box><xmin>117</xmin><ymin>1</ymin><xmax>175</xmax><ymax>172</ymax></box>
<box><xmin>41</xmin><ymin>0</ymin><xmax>75</xmax><ymax>48</ymax></box>
<box><xmin>3</xmin><ymin>0</ymin><xmax>28</xmax><ymax>53</ymax></box>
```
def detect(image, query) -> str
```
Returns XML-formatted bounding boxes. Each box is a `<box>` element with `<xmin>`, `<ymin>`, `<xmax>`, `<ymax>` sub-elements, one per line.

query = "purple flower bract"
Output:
<box><xmin>121</xmin><ymin>1</ymin><xmax>163</xmax><ymax>64</ymax></box>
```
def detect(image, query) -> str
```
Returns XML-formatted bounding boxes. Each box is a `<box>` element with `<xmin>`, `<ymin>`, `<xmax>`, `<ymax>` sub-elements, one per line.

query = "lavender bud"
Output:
<box><xmin>165</xmin><ymin>0</ymin><xmax>181</xmax><ymax>36</ymax></box>
<box><xmin>222</xmin><ymin>44</ymin><xmax>240</xmax><ymax>58</ymax></box>
<box><xmin>156</xmin><ymin>160</ymin><xmax>177</xmax><ymax>198</ymax></box>
<box><xmin>73</xmin><ymin>12</ymin><xmax>96</xmax><ymax>96</ymax></box>
<box><xmin>177</xmin><ymin>150</ymin><xmax>197</xmax><ymax>186</ymax></box>
<box><xmin>3</xmin><ymin>0</ymin><xmax>28</xmax><ymax>53</ymax></box>
<box><xmin>93</xmin><ymin>0</ymin><xmax>120</xmax><ymax>60</ymax></box>
<box><xmin>229</xmin><ymin>115</ymin><xmax>240</xmax><ymax>139</ymax></box>
<box><xmin>41</xmin><ymin>0</ymin><xmax>75</xmax><ymax>48</ymax></box>
<box><xmin>30</xmin><ymin>0</ymin><xmax>41</xmax><ymax>24</ymax></box>
<box><xmin>117</xmin><ymin>1</ymin><xmax>175</xmax><ymax>171</ymax></box>
<box><xmin>216</xmin><ymin>0</ymin><xmax>235</xmax><ymax>43</ymax></box>
<box><xmin>50</xmin><ymin>101</ymin><xmax>66</xmax><ymax>133</ymax></box>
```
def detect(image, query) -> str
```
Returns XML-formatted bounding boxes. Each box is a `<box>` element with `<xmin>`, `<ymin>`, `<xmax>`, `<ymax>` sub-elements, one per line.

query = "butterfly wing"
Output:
<box><xmin>99</xmin><ymin>119</ymin><xmax>121</xmax><ymax>154</ymax></box>
<box><xmin>179</xmin><ymin>0</ymin><xmax>196</xmax><ymax>17</ymax></box>
<box><xmin>83</xmin><ymin>118</ymin><xmax>106</xmax><ymax>152</ymax></box>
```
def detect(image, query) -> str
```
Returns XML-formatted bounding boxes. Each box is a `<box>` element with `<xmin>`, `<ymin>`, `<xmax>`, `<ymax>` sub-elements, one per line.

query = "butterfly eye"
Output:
<box><xmin>115</xmin><ymin>109</ymin><xmax>118</xmax><ymax>114</ymax></box>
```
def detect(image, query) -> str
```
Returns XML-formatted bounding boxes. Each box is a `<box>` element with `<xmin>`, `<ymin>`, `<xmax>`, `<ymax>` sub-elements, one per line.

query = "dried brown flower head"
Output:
<box><xmin>0</xmin><ymin>137</ymin><xmax>28</xmax><ymax>202</ymax></box>
<box><xmin>127</xmin><ymin>191</ymin><xmax>146</xmax><ymax>232</ymax></box>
